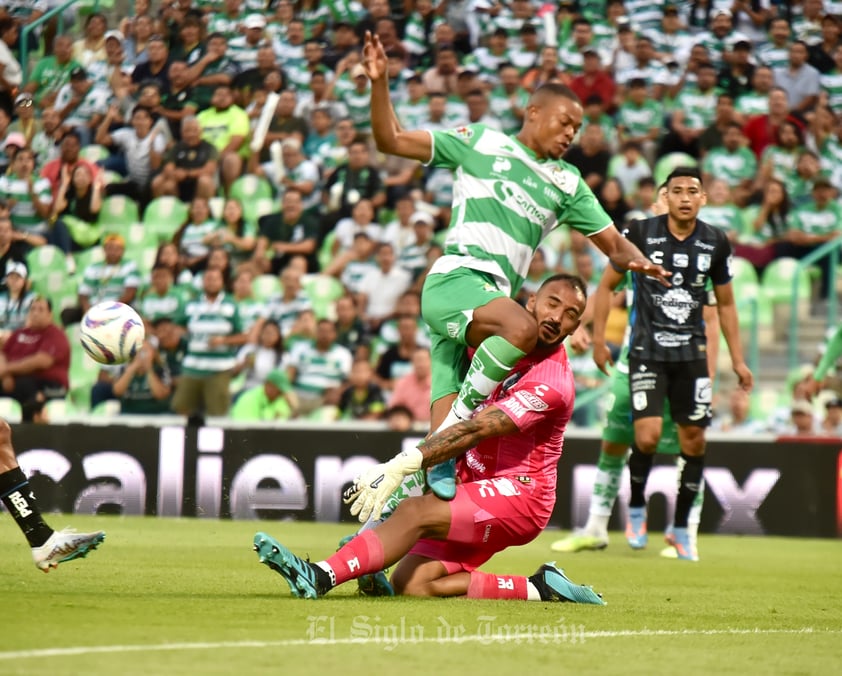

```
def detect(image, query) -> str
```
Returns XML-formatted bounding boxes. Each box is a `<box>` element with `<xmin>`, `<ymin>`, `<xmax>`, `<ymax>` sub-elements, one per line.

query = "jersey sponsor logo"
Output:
<box><xmin>543</xmin><ymin>186</ymin><xmax>562</xmax><ymax>205</ymax></box>
<box><xmin>523</xmin><ymin>175</ymin><xmax>538</xmax><ymax>189</ymax></box>
<box><xmin>653</xmin><ymin>288</ymin><xmax>699</xmax><ymax>324</ymax></box>
<box><xmin>501</xmin><ymin>397</ymin><xmax>528</xmax><ymax>418</ymax></box>
<box><xmin>633</xmin><ymin>391</ymin><xmax>648</xmax><ymax>411</ymax></box>
<box><xmin>550</xmin><ymin>167</ymin><xmax>579</xmax><ymax>195</ymax></box>
<box><xmin>697</xmin><ymin>253</ymin><xmax>711</xmax><ymax>271</ymax></box>
<box><xmin>492</xmin><ymin>157</ymin><xmax>512</xmax><ymax>174</ymax></box>
<box><xmin>647</xmin><ymin>237</ymin><xmax>667</xmax><ymax>244</ymax></box>
<box><xmin>672</xmin><ymin>272</ymin><xmax>684</xmax><ymax>286</ymax></box>
<box><xmin>673</xmin><ymin>253</ymin><xmax>689</xmax><ymax>268</ymax></box>
<box><xmin>446</xmin><ymin>321</ymin><xmax>460</xmax><ymax>338</ymax></box>
<box><xmin>694</xmin><ymin>377</ymin><xmax>712</xmax><ymax>403</ymax></box>
<box><xmin>465</xmin><ymin>450</ymin><xmax>487</xmax><ymax>474</ymax></box>
<box><xmin>694</xmin><ymin>240</ymin><xmax>715</xmax><ymax>250</ymax></box>
<box><xmin>449</xmin><ymin>126</ymin><xmax>473</xmax><ymax>140</ymax></box>
<box><xmin>513</xmin><ymin>389</ymin><xmax>549</xmax><ymax>411</ymax></box>
<box><xmin>649</xmin><ymin>250</ymin><xmax>664</xmax><ymax>265</ymax></box>
<box><xmin>654</xmin><ymin>331</ymin><xmax>692</xmax><ymax>347</ymax></box>
<box><xmin>492</xmin><ymin>182</ymin><xmax>549</xmax><ymax>226</ymax></box>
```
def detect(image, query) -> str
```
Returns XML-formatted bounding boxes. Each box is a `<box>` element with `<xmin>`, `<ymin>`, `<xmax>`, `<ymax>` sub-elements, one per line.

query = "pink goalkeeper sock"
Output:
<box><xmin>467</xmin><ymin>571</ymin><xmax>528</xmax><ymax>600</ymax></box>
<box><xmin>319</xmin><ymin>530</ymin><xmax>385</xmax><ymax>587</ymax></box>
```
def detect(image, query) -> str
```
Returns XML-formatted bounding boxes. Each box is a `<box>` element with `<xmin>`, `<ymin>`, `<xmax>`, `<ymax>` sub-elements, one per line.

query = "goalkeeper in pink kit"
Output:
<box><xmin>253</xmin><ymin>274</ymin><xmax>605</xmax><ymax>604</ymax></box>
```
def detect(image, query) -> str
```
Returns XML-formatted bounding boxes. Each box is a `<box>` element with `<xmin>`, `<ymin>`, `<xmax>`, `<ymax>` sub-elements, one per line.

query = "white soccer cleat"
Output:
<box><xmin>32</xmin><ymin>528</ymin><xmax>105</xmax><ymax>572</ymax></box>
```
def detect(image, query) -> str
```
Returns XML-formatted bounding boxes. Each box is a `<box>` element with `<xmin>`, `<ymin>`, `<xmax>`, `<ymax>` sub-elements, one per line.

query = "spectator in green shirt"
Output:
<box><xmin>230</xmin><ymin>368</ymin><xmax>298</xmax><ymax>421</ymax></box>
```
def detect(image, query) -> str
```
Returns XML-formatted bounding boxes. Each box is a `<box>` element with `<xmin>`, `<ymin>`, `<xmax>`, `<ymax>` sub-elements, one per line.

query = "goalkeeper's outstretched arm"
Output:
<box><xmin>416</xmin><ymin>406</ymin><xmax>517</xmax><ymax>467</ymax></box>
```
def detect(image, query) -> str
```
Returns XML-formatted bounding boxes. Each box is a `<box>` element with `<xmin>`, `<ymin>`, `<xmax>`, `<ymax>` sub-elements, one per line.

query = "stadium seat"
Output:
<box><xmin>143</xmin><ymin>196</ymin><xmax>189</xmax><ymax>243</ymax></box>
<box><xmin>43</xmin><ymin>397</ymin><xmax>74</xmax><ymax>423</ymax></box>
<box><xmin>26</xmin><ymin>245</ymin><xmax>67</xmax><ymax>285</ymax></box>
<box><xmin>0</xmin><ymin>397</ymin><xmax>22</xmax><ymax>423</ymax></box>
<box><xmin>654</xmin><ymin>153</ymin><xmax>698</xmax><ymax>186</ymax></box>
<box><xmin>244</xmin><ymin>197</ymin><xmax>277</xmax><ymax>227</ymax></box>
<box><xmin>208</xmin><ymin>196</ymin><xmax>225</xmax><ymax>221</ymax></box>
<box><xmin>90</xmin><ymin>400</ymin><xmax>121</xmax><ymax>417</ymax></box>
<box><xmin>317</xmin><ymin>231</ymin><xmax>337</xmax><ymax>271</ymax></box>
<box><xmin>79</xmin><ymin>144</ymin><xmax>110</xmax><ymax>162</ymax></box>
<box><xmin>99</xmin><ymin>195</ymin><xmax>140</xmax><ymax>229</ymax></box>
<box><xmin>73</xmin><ymin>246</ymin><xmax>105</xmax><ymax>275</ymax></box>
<box><xmin>303</xmin><ymin>274</ymin><xmax>344</xmax><ymax>320</ymax></box>
<box><xmin>731</xmin><ymin>255</ymin><xmax>760</xmax><ymax>288</ymax></box>
<box><xmin>761</xmin><ymin>257</ymin><xmax>812</xmax><ymax>305</ymax></box>
<box><xmin>229</xmin><ymin>174</ymin><xmax>274</xmax><ymax>205</ymax></box>
<box><xmin>252</xmin><ymin>274</ymin><xmax>281</xmax><ymax>300</ymax></box>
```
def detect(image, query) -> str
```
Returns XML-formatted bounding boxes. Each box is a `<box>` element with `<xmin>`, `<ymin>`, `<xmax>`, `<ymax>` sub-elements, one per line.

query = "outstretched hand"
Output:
<box><xmin>362</xmin><ymin>31</ymin><xmax>388</xmax><ymax>82</ymax></box>
<box><xmin>627</xmin><ymin>259</ymin><xmax>671</xmax><ymax>287</ymax></box>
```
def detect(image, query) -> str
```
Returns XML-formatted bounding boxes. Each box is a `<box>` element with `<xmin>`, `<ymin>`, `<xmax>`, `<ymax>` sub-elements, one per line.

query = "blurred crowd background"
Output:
<box><xmin>0</xmin><ymin>0</ymin><xmax>841</xmax><ymax>436</ymax></box>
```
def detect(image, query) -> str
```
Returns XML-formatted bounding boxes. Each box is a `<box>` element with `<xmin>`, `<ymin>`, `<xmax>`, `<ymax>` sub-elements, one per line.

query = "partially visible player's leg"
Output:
<box><xmin>0</xmin><ymin>419</ymin><xmax>104</xmax><ymax>571</ymax></box>
<box><xmin>422</xmin><ymin>271</ymin><xmax>533</xmax><ymax>498</ymax></box>
<box><xmin>552</xmin><ymin>369</ymin><xmax>634</xmax><ymax>552</ymax></box>
<box><xmin>254</xmin><ymin>492</ymin><xmax>452</xmax><ymax>598</ymax></box>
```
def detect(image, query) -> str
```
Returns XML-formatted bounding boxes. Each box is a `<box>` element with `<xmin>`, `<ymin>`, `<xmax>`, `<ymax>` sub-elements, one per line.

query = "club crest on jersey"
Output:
<box><xmin>550</xmin><ymin>167</ymin><xmax>579</xmax><ymax>195</ymax></box>
<box><xmin>672</xmin><ymin>272</ymin><xmax>684</xmax><ymax>286</ymax></box>
<box><xmin>492</xmin><ymin>157</ymin><xmax>512</xmax><ymax>174</ymax></box>
<box><xmin>697</xmin><ymin>253</ymin><xmax>711</xmax><ymax>271</ymax></box>
<box><xmin>449</xmin><ymin>126</ymin><xmax>474</xmax><ymax>140</ymax></box>
<box><xmin>673</xmin><ymin>253</ymin><xmax>689</xmax><ymax>268</ymax></box>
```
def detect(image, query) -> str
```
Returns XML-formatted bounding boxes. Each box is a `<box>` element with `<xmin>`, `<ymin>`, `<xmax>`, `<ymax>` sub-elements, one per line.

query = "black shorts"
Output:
<box><xmin>628</xmin><ymin>358</ymin><xmax>712</xmax><ymax>427</ymax></box>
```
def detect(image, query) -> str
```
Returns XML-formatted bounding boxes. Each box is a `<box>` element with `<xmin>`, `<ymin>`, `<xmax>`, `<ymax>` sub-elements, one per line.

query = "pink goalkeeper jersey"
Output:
<box><xmin>459</xmin><ymin>345</ymin><xmax>575</xmax><ymax>508</ymax></box>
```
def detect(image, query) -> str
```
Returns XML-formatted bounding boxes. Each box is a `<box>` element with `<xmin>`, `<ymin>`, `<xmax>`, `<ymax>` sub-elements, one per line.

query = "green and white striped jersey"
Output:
<box><xmin>288</xmin><ymin>339</ymin><xmax>353</xmax><ymax>395</ymax></box>
<box><xmin>79</xmin><ymin>259</ymin><xmax>141</xmax><ymax>304</ymax></box>
<box><xmin>788</xmin><ymin>202</ymin><xmax>842</xmax><ymax>237</ymax></box>
<box><xmin>179</xmin><ymin>220</ymin><xmax>222</xmax><ymax>260</ymax></box>
<box><xmin>488</xmin><ymin>86</ymin><xmax>530</xmax><ymax>136</ymax></box>
<box><xmin>734</xmin><ymin>91</ymin><xmax>769</xmax><ymax>117</ymax></box>
<box><xmin>701</xmin><ymin>147</ymin><xmax>758</xmax><ymax>187</ymax></box>
<box><xmin>0</xmin><ymin>173</ymin><xmax>52</xmax><ymax>235</ymax></box>
<box><xmin>136</xmin><ymin>286</ymin><xmax>189</xmax><ymax>324</ymax></box>
<box><xmin>266</xmin><ymin>291</ymin><xmax>313</xmax><ymax>337</ymax></box>
<box><xmin>181</xmin><ymin>292</ymin><xmax>243</xmax><ymax>375</ymax></box>
<box><xmin>425</xmin><ymin>123</ymin><xmax>612</xmax><ymax>297</ymax></box>
<box><xmin>756</xmin><ymin>43</ymin><xmax>792</xmax><ymax>70</ymax></box>
<box><xmin>821</xmin><ymin>70</ymin><xmax>842</xmax><ymax>112</ymax></box>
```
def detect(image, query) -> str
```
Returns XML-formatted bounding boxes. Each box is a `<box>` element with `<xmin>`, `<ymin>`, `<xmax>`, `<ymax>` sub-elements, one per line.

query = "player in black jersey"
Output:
<box><xmin>597</xmin><ymin>167</ymin><xmax>753</xmax><ymax>561</ymax></box>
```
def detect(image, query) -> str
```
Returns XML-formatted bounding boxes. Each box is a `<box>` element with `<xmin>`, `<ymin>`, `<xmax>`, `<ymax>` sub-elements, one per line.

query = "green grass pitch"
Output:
<box><xmin>1</xmin><ymin>516</ymin><xmax>840</xmax><ymax>676</ymax></box>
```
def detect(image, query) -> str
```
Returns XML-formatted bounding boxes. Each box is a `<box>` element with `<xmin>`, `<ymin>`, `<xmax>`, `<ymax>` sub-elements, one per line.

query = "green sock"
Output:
<box><xmin>448</xmin><ymin>335</ymin><xmax>526</xmax><ymax>425</ymax></box>
<box><xmin>584</xmin><ymin>451</ymin><xmax>627</xmax><ymax>535</ymax></box>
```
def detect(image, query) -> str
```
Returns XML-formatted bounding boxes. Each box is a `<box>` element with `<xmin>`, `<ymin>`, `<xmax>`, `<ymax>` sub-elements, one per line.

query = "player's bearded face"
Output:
<box><xmin>529</xmin><ymin>282</ymin><xmax>586</xmax><ymax>348</ymax></box>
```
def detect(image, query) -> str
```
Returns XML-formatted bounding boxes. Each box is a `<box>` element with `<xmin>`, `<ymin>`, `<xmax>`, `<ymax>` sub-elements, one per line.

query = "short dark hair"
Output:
<box><xmin>538</xmin><ymin>273</ymin><xmax>588</xmax><ymax>302</ymax></box>
<box><xmin>666</xmin><ymin>166</ymin><xmax>703</xmax><ymax>184</ymax></box>
<box><xmin>531</xmin><ymin>82</ymin><xmax>580</xmax><ymax>106</ymax></box>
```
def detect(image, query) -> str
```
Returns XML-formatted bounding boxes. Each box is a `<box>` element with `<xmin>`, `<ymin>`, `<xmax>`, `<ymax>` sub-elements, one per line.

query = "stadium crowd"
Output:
<box><xmin>0</xmin><ymin>0</ymin><xmax>840</xmax><ymax>430</ymax></box>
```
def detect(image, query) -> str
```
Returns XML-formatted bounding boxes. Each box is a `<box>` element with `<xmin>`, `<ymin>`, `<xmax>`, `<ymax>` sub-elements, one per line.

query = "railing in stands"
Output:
<box><xmin>21</xmin><ymin>0</ymin><xmax>101</xmax><ymax>86</ymax></box>
<box><xmin>788</xmin><ymin>238</ymin><xmax>842</xmax><ymax>371</ymax></box>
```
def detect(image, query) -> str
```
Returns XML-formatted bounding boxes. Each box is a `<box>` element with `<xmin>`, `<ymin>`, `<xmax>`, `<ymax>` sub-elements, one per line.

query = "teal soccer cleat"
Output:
<box><xmin>426</xmin><ymin>458</ymin><xmax>457</xmax><ymax>500</ymax></box>
<box><xmin>625</xmin><ymin>507</ymin><xmax>648</xmax><ymax>549</ymax></box>
<box><xmin>254</xmin><ymin>532</ymin><xmax>323</xmax><ymax>598</ymax></box>
<box><xmin>529</xmin><ymin>562</ymin><xmax>606</xmax><ymax>605</ymax></box>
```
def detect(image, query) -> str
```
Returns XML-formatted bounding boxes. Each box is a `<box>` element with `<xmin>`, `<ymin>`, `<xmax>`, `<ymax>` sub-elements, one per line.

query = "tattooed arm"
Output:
<box><xmin>417</xmin><ymin>406</ymin><xmax>518</xmax><ymax>468</ymax></box>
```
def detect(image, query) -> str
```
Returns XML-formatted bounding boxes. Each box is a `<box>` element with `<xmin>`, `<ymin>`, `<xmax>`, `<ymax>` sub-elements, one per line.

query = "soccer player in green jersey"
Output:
<box><xmin>359</xmin><ymin>32</ymin><xmax>669</xmax><ymax>500</ymax></box>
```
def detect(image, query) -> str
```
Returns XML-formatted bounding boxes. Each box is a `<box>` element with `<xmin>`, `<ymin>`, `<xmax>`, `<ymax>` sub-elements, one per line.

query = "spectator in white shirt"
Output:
<box><xmin>357</xmin><ymin>242</ymin><xmax>412</xmax><ymax>331</ymax></box>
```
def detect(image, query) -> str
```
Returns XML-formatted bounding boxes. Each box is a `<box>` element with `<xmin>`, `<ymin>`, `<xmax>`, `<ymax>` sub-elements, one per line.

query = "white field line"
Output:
<box><xmin>1</xmin><ymin>628</ymin><xmax>840</xmax><ymax>660</ymax></box>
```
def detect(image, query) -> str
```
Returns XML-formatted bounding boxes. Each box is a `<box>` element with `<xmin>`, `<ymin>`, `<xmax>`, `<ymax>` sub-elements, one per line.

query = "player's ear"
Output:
<box><xmin>700</xmin><ymin>190</ymin><xmax>708</xmax><ymax>206</ymax></box>
<box><xmin>525</xmin><ymin>293</ymin><xmax>537</xmax><ymax>312</ymax></box>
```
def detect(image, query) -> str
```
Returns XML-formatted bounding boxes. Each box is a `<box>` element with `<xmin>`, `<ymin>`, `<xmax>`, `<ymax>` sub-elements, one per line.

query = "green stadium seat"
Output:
<box><xmin>317</xmin><ymin>231</ymin><xmax>336</xmax><ymax>271</ymax></box>
<box><xmin>143</xmin><ymin>196</ymin><xmax>189</xmax><ymax>243</ymax></box>
<box><xmin>91</xmin><ymin>400</ymin><xmax>121</xmax><ymax>417</ymax></box>
<box><xmin>654</xmin><ymin>153</ymin><xmax>698</xmax><ymax>186</ymax></box>
<box><xmin>26</xmin><ymin>245</ymin><xmax>67</xmax><ymax>285</ymax></box>
<box><xmin>43</xmin><ymin>397</ymin><xmax>75</xmax><ymax>423</ymax></box>
<box><xmin>99</xmin><ymin>195</ymin><xmax>140</xmax><ymax>229</ymax></box>
<box><xmin>303</xmin><ymin>274</ymin><xmax>344</xmax><ymax>320</ymax></box>
<box><xmin>244</xmin><ymin>197</ymin><xmax>277</xmax><ymax>227</ymax></box>
<box><xmin>229</xmin><ymin>174</ymin><xmax>274</xmax><ymax>205</ymax></box>
<box><xmin>731</xmin><ymin>255</ymin><xmax>760</xmax><ymax>288</ymax></box>
<box><xmin>0</xmin><ymin>397</ymin><xmax>22</xmax><ymax>423</ymax></box>
<box><xmin>252</xmin><ymin>274</ymin><xmax>281</xmax><ymax>300</ymax></box>
<box><xmin>79</xmin><ymin>144</ymin><xmax>110</xmax><ymax>162</ymax></box>
<box><xmin>761</xmin><ymin>257</ymin><xmax>811</xmax><ymax>304</ymax></box>
<box><xmin>73</xmin><ymin>247</ymin><xmax>106</xmax><ymax>275</ymax></box>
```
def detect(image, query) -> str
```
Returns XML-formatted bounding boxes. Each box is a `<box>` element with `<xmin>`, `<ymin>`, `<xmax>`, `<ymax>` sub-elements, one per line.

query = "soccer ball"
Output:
<box><xmin>79</xmin><ymin>302</ymin><xmax>146</xmax><ymax>365</ymax></box>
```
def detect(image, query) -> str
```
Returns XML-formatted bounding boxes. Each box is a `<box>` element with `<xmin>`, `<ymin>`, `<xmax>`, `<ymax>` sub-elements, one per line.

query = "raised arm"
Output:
<box><xmin>362</xmin><ymin>32</ymin><xmax>432</xmax><ymax>163</ymax></box>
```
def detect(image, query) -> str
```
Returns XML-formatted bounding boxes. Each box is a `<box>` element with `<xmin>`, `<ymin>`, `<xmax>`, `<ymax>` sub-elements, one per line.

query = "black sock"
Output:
<box><xmin>674</xmin><ymin>453</ymin><xmax>704</xmax><ymax>529</ymax></box>
<box><xmin>628</xmin><ymin>445</ymin><xmax>653</xmax><ymax>508</ymax></box>
<box><xmin>0</xmin><ymin>467</ymin><xmax>53</xmax><ymax>547</ymax></box>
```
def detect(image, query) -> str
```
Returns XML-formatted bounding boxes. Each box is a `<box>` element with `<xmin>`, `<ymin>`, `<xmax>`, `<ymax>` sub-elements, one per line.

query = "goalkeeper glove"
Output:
<box><xmin>343</xmin><ymin>448</ymin><xmax>424</xmax><ymax>523</ymax></box>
